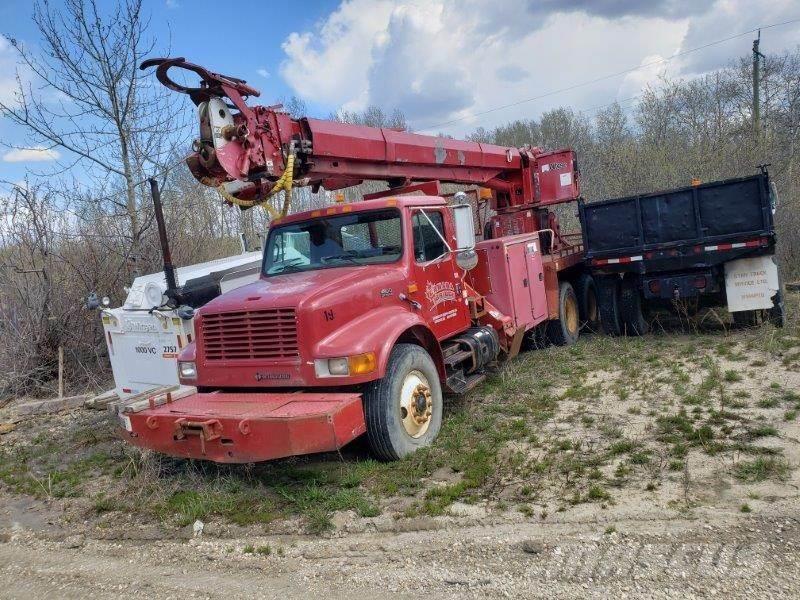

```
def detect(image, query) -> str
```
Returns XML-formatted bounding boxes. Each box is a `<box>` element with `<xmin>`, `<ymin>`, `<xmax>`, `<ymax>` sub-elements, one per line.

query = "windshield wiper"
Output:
<box><xmin>268</xmin><ymin>258</ymin><xmax>306</xmax><ymax>274</ymax></box>
<box><xmin>320</xmin><ymin>252</ymin><xmax>362</xmax><ymax>265</ymax></box>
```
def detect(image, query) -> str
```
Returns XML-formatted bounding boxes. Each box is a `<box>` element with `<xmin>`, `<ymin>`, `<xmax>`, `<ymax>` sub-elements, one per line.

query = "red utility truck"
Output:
<box><xmin>118</xmin><ymin>59</ymin><xmax>593</xmax><ymax>463</ymax></box>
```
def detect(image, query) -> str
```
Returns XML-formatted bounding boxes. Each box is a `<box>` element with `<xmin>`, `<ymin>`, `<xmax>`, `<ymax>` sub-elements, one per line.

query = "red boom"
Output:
<box><xmin>140</xmin><ymin>57</ymin><xmax>581</xmax><ymax>213</ymax></box>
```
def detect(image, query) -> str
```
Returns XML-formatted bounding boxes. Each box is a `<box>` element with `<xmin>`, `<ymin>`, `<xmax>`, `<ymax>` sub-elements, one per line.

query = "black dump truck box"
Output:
<box><xmin>579</xmin><ymin>171</ymin><xmax>775</xmax><ymax>272</ymax></box>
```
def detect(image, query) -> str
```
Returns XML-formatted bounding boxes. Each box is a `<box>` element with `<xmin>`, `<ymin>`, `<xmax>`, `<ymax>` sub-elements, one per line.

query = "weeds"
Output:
<box><xmin>733</xmin><ymin>457</ymin><xmax>790</xmax><ymax>482</ymax></box>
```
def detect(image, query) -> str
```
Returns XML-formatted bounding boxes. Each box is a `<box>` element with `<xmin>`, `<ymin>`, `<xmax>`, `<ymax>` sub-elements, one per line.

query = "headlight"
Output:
<box><xmin>327</xmin><ymin>357</ymin><xmax>349</xmax><ymax>375</ymax></box>
<box><xmin>178</xmin><ymin>361</ymin><xmax>197</xmax><ymax>379</ymax></box>
<box><xmin>315</xmin><ymin>353</ymin><xmax>376</xmax><ymax>377</ymax></box>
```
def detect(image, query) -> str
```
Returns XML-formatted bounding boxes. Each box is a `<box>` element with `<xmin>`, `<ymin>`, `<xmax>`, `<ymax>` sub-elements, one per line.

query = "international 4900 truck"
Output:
<box><xmin>116</xmin><ymin>58</ymin><xmax>594</xmax><ymax>462</ymax></box>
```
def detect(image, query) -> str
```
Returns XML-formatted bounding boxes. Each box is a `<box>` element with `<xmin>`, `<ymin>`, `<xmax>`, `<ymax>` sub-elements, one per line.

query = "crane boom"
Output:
<box><xmin>141</xmin><ymin>58</ymin><xmax>581</xmax><ymax>215</ymax></box>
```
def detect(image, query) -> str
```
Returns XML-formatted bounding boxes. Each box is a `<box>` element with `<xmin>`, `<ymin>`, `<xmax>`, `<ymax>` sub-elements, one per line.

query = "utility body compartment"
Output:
<box><xmin>468</xmin><ymin>233</ymin><xmax>549</xmax><ymax>331</ymax></box>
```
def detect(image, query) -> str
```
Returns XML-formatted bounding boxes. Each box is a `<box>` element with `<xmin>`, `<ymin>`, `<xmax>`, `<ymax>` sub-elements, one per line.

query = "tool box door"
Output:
<box><xmin>505</xmin><ymin>243</ymin><xmax>535</xmax><ymax>329</ymax></box>
<box><xmin>524</xmin><ymin>239</ymin><xmax>547</xmax><ymax>322</ymax></box>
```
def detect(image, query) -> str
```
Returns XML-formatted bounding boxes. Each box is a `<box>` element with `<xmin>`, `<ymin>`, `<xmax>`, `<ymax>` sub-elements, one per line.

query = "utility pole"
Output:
<box><xmin>752</xmin><ymin>30</ymin><xmax>765</xmax><ymax>146</ymax></box>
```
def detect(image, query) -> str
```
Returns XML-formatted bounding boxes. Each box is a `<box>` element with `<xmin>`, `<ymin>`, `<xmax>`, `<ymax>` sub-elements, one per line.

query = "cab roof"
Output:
<box><xmin>272</xmin><ymin>195</ymin><xmax>448</xmax><ymax>227</ymax></box>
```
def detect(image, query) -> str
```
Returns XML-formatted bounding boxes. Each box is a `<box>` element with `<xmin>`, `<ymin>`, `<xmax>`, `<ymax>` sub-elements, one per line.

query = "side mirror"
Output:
<box><xmin>451</xmin><ymin>199</ymin><xmax>475</xmax><ymax>251</ymax></box>
<box><xmin>451</xmin><ymin>197</ymin><xmax>477</xmax><ymax>271</ymax></box>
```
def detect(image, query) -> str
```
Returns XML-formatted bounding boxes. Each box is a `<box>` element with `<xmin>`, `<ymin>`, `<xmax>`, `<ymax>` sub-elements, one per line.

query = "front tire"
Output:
<box><xmin>362</xmin><ymin>344</ymin><xmax>443</xmax><ymax>461</ymax></box>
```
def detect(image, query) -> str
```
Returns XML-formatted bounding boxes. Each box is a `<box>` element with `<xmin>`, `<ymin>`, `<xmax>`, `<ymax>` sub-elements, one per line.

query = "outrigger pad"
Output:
<box><xmin>121</xmin><ymin>392</ymin><xmax>366</xmax><ymax>463</ymax></box>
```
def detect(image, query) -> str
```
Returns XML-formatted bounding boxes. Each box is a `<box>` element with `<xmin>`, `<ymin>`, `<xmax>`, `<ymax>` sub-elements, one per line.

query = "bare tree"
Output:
<box><xmin>0</xmin><ymin>0</ymin><xmax>187</xmax><ymax>275</ymax></box>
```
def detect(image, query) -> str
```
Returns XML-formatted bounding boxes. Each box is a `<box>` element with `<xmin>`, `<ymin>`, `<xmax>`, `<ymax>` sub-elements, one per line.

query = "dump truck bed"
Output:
<box><xmin>579</xmin><ymin>173</ymin><xmax>776</xmax><ymax>273</ymax></box>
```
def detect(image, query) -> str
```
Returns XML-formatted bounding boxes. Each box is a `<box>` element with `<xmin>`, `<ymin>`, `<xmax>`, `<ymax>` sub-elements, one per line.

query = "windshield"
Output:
<box><xmin>263</xmin><ymin>208</ymin><xmax>403</xmax><ymax>276</ymax></box>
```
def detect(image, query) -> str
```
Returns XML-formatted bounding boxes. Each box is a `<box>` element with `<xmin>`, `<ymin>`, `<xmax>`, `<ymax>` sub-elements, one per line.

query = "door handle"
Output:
<box><xmin>523</xmin><ymin>278</ymin><xmax>529</xmax><ymax>287</ymax></box>
<box><xmin>398</xmin><ymin>293</ymin><xmax>421</xmax><ymax>310</ymax></box>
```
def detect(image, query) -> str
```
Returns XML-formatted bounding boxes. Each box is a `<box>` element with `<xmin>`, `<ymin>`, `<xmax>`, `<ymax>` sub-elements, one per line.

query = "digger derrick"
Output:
<box><xmin>140</xmin><ymin>57</ymin><xmax>580</xmax><ymax>214</ymax></box>
<box><xmin>124</xmin><ymin>58</ymin><xmax>589</xmax><ymax>464</ymax></box>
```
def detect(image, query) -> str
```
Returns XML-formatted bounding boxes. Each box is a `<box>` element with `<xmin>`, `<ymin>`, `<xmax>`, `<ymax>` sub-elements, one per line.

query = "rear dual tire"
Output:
<box><xmin>597</xmin><ymin>276</ymin><xmax>648</xmax><ymax>336</ymax></box>
<box><xmin>619</xmin><ymin>279</ymin><xmax>649</xmax><ymax>336</ymax></box>
<box><xmin>574</xmin><ymin>274</ymin><xmax>600</xmax><ymax>332</ymax></box>
<box><xmin>597</xmin><ymin>277</ymin><xmax>623</xmax><ymax>336</ymax></box>
<box><xmin>547</xmin><ymin>282</ymin><xmax>580</xmax><ymax>346</ymax></box>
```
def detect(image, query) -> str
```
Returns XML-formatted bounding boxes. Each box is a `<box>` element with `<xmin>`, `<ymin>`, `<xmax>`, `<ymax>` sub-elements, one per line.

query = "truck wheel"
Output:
<box><xmin>547</xmin><ymin>282</ymin><xmax>580</xmax><ymax>346</ymax></box>
<box><xmin>362</xmin><ymin>343</ymin><xmax>443</xmax><ymax>461</ymax></box>
<box><xmin>522</xmin><ymin>323</ymin><xmax>548</xmax><ymax>350</ymax></box>
<box><xmin>770</xmin><ymin>290</ymin><xmax>786</xmax><ymax>328</ymax></box>
<box><xmin>619</xmin><ymin>278</ymin><xmax>649</xmax><ymax>336</ymax></box>
<box><xmin>574</xmin><ymin>274</ymin><xmax>600</xmax><ymax>331</ymax></box>
<box><xmin>596</xmin><ymin>277</ymin><xmax>623</xmax><ymax>336</ymax></box>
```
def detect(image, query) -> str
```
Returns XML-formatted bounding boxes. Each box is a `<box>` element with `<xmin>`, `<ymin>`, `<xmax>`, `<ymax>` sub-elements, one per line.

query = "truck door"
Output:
<box><xmin>410</xmin><ymin>208</ymin><xmax>471</xmax><ymax>340</ymax></box>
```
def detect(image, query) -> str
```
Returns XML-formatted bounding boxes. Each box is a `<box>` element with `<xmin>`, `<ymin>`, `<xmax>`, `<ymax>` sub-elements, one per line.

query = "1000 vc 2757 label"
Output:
<box><xmin>134</xmin><ymin>344</ymin><xmax>178</xmax><ymax>357</ymax></box>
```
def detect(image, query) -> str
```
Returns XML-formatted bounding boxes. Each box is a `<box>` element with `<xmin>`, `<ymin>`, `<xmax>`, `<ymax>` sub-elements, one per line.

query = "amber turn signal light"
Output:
<box><xmin>348</xmin><ymin>352</ymin><xmax>376</xmax><ymax>375</ymax></box>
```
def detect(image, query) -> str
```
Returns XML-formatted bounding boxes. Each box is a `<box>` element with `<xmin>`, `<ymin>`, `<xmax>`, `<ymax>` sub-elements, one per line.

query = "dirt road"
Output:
<box><xmin>2</xmin><ymin>494</ymin><xmax>799</xmax><ymax>599</ymax></box>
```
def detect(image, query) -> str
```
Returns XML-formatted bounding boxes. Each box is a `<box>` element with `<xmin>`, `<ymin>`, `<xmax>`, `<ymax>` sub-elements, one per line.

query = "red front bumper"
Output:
<box><xmin>120</xmin><ymin>391</ymin><xmax>366</xmax><ymax>463</ymax></box>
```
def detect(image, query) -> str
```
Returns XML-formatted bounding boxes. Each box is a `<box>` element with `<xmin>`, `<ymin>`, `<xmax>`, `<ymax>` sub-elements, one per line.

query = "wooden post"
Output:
<box><xmin>58</xmin><ymin>345</ymin><xmax>64</xmax><ymax>399</ymax></box>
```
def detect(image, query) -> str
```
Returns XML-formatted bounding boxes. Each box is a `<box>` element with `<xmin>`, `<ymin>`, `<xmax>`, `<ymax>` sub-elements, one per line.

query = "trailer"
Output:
<box><xmin>115</xmin><ymin>58</ymin><xmax>592</xmax><ymax>463</ymax></box>
<box><xmin>579</xmin><ymin>169</ymin><xmax>784</xmax><ymax>334</ymax></box>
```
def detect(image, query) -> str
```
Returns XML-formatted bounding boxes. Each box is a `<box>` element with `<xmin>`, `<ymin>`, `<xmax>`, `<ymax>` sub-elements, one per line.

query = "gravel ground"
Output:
<box><xmin>1</xmin><ymin>499</ymin><xmax>799</xmax><ymax>599</ymax></box>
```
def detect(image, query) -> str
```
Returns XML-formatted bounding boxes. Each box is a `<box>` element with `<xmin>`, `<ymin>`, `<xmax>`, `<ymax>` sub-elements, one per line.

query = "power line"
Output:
<box><xmin>415</xmin><ymin>16</ymin><xmax>800</xmax><ymax>133</ymax></box>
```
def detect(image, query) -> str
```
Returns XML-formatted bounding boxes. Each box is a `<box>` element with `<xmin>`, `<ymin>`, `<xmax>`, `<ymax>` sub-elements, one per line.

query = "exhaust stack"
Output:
<box><xmin>149</xmin><ymin>178</ymin><xmax>179</xmax><ymax>304</ymax></box>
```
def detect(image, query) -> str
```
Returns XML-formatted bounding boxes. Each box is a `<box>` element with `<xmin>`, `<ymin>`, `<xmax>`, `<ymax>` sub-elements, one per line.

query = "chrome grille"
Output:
<box><xmin>201</xmin><ymin>308</ymin><xmax>298</xmax><ymax>361</ymax></box>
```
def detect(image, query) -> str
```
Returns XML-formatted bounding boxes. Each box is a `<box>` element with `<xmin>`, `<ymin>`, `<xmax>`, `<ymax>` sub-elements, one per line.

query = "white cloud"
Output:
<box><xmin>2</xmin><ymin>147</ymin><xmax>62</xmax><ymax>163</ymax></box>
<box><xmin>165</xmin><ymin>0</ymin><xmax>180</xmax><ymax>9</ymax></box>
<box><xmin>618</xmin><ymin>54</ymin><xmax>674</xmax><ymax>100</ymax></box>
<box><xmin>280</xmin><ymin>0</ymin><xmax>395</xmax><ymax>108</ymax></box>
<box><xmin>677</xmin><ymin>0</ymin><xmax>799</xmax><ymax>75</ymax></box>
<box><xmin>278</xmin><ymin>0</ymin><xmax>800</xmax><ymax>134</ymax></box>
<box><xmin>256</xmin><ymin>68</ymin><xmax>270</xmax><ymax>78</ymax></box>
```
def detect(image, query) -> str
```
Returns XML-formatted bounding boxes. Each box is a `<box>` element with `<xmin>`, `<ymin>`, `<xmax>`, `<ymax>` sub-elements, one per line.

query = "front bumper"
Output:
<box><xmin>120</xmin><ymin>391</ymin><xmax>366</xmax><ymax>463</ymax></box>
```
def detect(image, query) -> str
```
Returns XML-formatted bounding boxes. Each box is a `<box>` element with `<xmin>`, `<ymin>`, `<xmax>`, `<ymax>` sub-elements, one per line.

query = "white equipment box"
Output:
<box><xmin>100</xmin><ymin>251</ymin><xmax>262</xmax><ymax>400</ymax></box>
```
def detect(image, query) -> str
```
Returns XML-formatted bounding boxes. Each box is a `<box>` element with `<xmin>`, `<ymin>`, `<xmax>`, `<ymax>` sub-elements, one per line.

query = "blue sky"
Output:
<box><xmin>1</xmin><ymin>0</ymin><xmax>799</xmax><ymax>187</ymax></box>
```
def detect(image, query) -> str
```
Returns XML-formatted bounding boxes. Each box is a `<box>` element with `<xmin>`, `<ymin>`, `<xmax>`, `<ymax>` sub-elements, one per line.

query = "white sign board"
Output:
<box><xmin>724</xmin><ymin>255</ymin><xmax>779</xmax><ymax>312</ymax></box>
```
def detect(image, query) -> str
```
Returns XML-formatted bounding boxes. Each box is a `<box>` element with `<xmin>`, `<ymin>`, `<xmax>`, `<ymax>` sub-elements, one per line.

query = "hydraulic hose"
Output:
<box><xmin>208</xmin><ymin>151</ymin><xmax>295</xmax><ymax>219</ymax></box>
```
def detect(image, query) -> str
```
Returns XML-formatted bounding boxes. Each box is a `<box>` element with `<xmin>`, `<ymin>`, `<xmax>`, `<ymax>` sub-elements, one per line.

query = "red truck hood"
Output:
<box><xmin>199</xmin><ymin>265</ymin><xmax>385</xmax><ymax>313</ymax></box>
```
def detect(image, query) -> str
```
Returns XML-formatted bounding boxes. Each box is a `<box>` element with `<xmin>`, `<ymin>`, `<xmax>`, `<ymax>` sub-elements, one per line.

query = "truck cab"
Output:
<box><xmin>126</xmin><ymin>195</ymin><xmax>501</xmax><ymax>462</ymax></box>
<box><xmin>177</xmin><ymin>195</ymin><xmax>473</xmax><ymax>393</ymax></box>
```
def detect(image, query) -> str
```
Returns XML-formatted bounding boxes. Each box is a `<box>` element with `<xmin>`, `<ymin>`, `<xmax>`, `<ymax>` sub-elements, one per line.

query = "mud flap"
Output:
<box><xmin>122</xmin><ymin>392</ymin><xmax>366</xmax><ymax>463</ymax></box>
